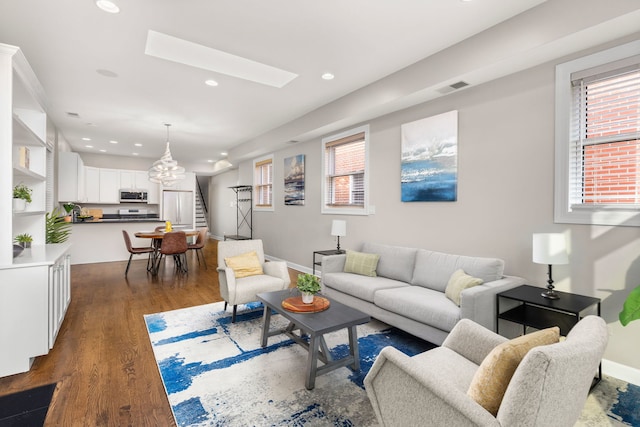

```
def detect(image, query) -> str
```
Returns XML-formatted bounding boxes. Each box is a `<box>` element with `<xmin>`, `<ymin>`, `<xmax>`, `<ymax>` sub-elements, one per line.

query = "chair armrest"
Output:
<box><xmin>460</xmin><ymin>275</ymin><xmax>526</xmax><ymax>332</ymax></box>
<box><xmin>365</xmin><ymin>347</ymin><xmax>499</xmax><ymax>427</ymax></box>
<box><xmin>442</xmin><ymin>319</ymin><xmax>507</xmax><ymax>366</ymax></box>
<box><xmin>217</xmin><ymin>267</ymin><xmax>237</xmax><ymax>303</ymax></box>
<box><xmin>263</xmin><ymin>261</ymin><xmax>291</xmax><ymax>288</ymax></box>
<box><xmin>320</xmin><ymin>254</ymin><xmax>346</xmax><ymax>275</ymax></box>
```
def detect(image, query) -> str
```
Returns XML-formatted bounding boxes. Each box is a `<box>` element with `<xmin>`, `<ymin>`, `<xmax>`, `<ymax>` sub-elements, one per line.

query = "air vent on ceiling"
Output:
<box><xmin>66</xmin><ymin>112</ymin><xmax>80</xmax><ymax>118</ymax></box>
<box><xmin>436</xmin><ymin>81</ymin><xmax>470</xmax><ymax>95</ymax></box>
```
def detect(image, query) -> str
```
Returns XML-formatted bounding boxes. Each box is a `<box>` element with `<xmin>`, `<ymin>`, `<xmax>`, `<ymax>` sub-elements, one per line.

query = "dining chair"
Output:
<box><xmin>158</xmin><ymin>231</ymin><xmax>188</xmax><ymax>274</ymax></box>
<box><xmin>122</xmin><ymin>230</ymin><xmax>154</xmax><ymax>276</ymax></box>
<box><xmin>188</xmin><ymin>227</ymin><xmax>208</xmax><ymax>269</ymax></box>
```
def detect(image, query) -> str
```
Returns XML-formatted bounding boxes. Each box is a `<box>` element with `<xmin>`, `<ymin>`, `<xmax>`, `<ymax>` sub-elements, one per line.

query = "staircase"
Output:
<box><xmin>195</xmin><ymin>184</ymin><xmax>208</xmax><ymax>229</ymax></box>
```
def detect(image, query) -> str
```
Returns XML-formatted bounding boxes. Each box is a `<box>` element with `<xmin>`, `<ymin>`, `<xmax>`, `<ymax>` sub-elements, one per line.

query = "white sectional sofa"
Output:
<box><xmin>321</xmin><ymin>242</ymin><xmax>525</xmax><ymax>345</ymax></box>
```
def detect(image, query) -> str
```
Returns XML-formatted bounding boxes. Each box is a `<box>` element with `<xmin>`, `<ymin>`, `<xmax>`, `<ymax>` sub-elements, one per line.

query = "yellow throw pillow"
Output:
<box><xmin>445</xmin><ymin>269</ymin><xmax>483</xmax><ymax>306</ymax></box>
<box><xmin>224</xmin><ymin>251</ymin><xmax>263</xmax><ymax>278</ymax></box>
<box><xmin>467</xmin><ymin>327</ymin><xmax>560</xmax><ymax>416</ymax></box>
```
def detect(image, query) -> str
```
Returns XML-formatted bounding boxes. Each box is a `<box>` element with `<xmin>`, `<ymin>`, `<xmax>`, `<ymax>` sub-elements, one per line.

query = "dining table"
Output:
<box><xmin>134</xmin><ymin>229</ymin><xmax>199</xmax><ymax>275</ymax></box>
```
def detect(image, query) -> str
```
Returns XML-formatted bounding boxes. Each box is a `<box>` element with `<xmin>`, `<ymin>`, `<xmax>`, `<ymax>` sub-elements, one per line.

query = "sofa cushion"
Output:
<box><xmin>344</xmin><ymin>250</ymin><xmax>381</xmax><ymax>277</ymax></box>
<box><xmin>361</xmin><ymin>242</ymin><xmax>418</xmax><ymax>283</ymax></box>
<box><xmin>411</xmin><ymin>249</ymin><xmax>505</xmax><ymax>292</ymax></box>
<box><xmin>374</xmin><ymin>287</ymin><xmax>461</xmax><ymax>332</ymax></box>
<box><xmin>224</xmin><ymin>251</ymin><xmax>264</xmax><ymax>278</ymax></box>
<box><xmin>322</xmin><ymin>272</ymin><xmax>408</xmax><ymax>303</ymax></box>
<box><xmin>467</xmin><ymin>327</ymin><xmax>560</xmax><ymax>416</ymax></box>
<box><xmin>445</xmin><ymin>269</ymin><xmax>483</xmax><ymax>306</ymax></box>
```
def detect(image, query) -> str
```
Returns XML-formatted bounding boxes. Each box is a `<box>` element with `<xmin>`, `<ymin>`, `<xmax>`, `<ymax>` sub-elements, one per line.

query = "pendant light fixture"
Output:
<box><xmin>148</xmin><ymin>123</ymin><xmax>186</xmax><ymax>187</ymax></box>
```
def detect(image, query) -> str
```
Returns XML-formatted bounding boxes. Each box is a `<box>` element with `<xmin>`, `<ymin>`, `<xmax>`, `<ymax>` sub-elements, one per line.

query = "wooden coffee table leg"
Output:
<box><xmin>348</xmin><ymin>325</ymin><xmax>360</xmax><ymax>370</ymax></box>
<box><xmin>306</xmin><ymin>334</ymin><xmax>320</xmax><ymax>390</ymax></box>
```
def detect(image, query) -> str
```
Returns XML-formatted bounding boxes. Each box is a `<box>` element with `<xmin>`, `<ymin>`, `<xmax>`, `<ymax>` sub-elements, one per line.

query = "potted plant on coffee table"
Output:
<box><xmin>12</xmin><ymin>183</ymin><xmax>32</xmax><ymax>212</ymax></box>
<box><xmin>297</xmin><ymin>273</ymin><xmax>321</xmax><ymax>304</ymax></box>
<box><xmin>13</xmin><ymin>233</ymin><xmax>33</xmax><ymax>249</ymax></box>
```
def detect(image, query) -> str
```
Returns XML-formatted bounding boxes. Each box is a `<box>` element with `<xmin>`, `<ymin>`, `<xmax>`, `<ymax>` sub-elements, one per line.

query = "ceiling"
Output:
<box><xmin>1</xmin><ymin>0</ymin><xmax>639</xmax><ymax>174</ymax></box>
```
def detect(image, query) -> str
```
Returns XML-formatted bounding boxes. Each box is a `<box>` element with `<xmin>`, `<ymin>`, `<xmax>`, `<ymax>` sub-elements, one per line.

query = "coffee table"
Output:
<box><xmin>257</xmin><ymin>289</ymin><xmax>370</xmax><ymax>390</ymax></box>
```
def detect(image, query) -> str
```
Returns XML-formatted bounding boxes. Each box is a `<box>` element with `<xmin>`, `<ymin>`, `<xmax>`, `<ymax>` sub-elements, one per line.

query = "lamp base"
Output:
<box><xmin>541</xmin><ymin>288</ymin><xmax>560</xmax><ymax>299</ymax></box>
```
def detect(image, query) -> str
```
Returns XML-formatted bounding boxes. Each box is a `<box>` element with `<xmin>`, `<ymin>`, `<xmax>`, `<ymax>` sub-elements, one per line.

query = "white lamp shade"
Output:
<box><xmin>331</xmin><ymin>220</ymin><xmax>346</xmax><ymax>237</ymax></box>
<box><xmin>532</xmin><ymin>233</ymin><xmax>569</xmax><ymax>265</ymax></box>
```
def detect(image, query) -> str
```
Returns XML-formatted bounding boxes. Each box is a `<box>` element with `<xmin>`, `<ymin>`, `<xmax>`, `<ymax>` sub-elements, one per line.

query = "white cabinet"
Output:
<box><xmin>58</xmin><ymin>152</ymin><xmax>85</xmax><ymax>202</ymax></box>
<box><xmin>99</xmin><ymin>168</ymin><xmax>120</xmax><ymax>203</ymax></box>
<box><xmin>120</xmin><ymin>169</ymin><xmax>159</xmax><ymax>204</ymax></box>
<box><xmin>0</xmin><ymin>244</ymin><xmax>71</xmax><ymax>377</ymax></box>
<box><xmin>85</xmin><ymin>166</ymin><xmax>100</xmax><ymax>203</ymax></box>
<box><xmin>48</xmin><ymin>253</ymin><xmax>71</xmax><ymax>348</ymax></box>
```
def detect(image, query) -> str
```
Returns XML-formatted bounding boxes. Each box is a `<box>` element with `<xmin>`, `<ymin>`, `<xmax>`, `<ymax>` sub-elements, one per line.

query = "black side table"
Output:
<box><xmin>313</xmin><ymin>249</ymin><xmax>344</xmax><ymax>275</ymax></box>
<box><xmin>496</xmin><ymin>284</ymin><xmax>602</xmax><ymax>388</ymax></box>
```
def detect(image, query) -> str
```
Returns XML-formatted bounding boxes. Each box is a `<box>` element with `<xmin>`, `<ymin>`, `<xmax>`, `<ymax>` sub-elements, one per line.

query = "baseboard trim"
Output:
<box><xmin>603</xmin><ymin>358</ymin><xmax>640</xmax><ymax>386</ymax></box>
<box><xmin>264</xmin><ymin>254</ymin><xmax>310</xmax><ymax>275</ymax></box>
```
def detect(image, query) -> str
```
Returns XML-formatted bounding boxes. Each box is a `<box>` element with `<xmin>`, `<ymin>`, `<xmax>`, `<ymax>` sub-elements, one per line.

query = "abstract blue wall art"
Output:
<box><xmin>284</xmin><ymin>154</ymin><xmax>305</xmax><ymax>205</ymax></box>
<box><xmin>401</xmin><ymin>110</ymin><xmax>458</xmax><ymax>202</ymax></box>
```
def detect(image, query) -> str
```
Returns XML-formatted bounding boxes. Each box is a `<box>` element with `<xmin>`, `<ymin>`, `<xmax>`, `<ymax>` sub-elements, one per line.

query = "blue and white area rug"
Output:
<box><xmin>144</xmin><ymin>302</ymin><xmax>640</xmax><ymax>427</ymax></box>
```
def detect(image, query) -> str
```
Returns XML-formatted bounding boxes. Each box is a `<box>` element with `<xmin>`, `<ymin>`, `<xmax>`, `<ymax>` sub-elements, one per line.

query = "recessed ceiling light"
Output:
<box><xmin>221</xmin><ymin>152</ymin><xmax>228</xmax><ymax>156</ymax></box>
<box><xmin>109</xmin><ymin>140</ymin><xmax>118</xmax><ymax>144</ymax></box>
<box><xmin>96</xmin><ymin>0</ymin><xmax>120</xmax><ymax>13</ymax></box>
<box><xmin>205</xmin><ymin>79</ymin><xmax>219</xmax><ymax>87</ymax></box>
<box><xmin>99</xmin><ymin>149</ymin><xmax>107</xmax><ymax>153</ymax></box>
<box><xmin>207</xmin><ymin>159</ymin><xmax>214</xmax><ymax>163</ymax></box>
<box><xmin>82</xmin><ymin>137</ymin><xmax>91</xmax><ymax>141</ymax></box>
<box><xmin>321</xmin><ymin>73</ymin><xmax>335</xmax><ymax>80</ymax></box>
<box><xmin>85</xmin><ymin>145</ymin><xmax>94</xmax><ymax>148</ymax></box>
<box><xmin>134</xmin><ymin>143</ymin><xmax>143</xmax><ymax>147</ymax></box>
<box><xmin>132</xmin><ymin>153</ymin><xmax>139</xmax><ymax>156</ymax></box>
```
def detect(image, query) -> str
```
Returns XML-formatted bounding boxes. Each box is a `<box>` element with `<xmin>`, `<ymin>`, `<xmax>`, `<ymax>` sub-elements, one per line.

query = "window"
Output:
<box><xmin>253</xmin><ymin>155</ymin><xmax>273</xmax><ymax>211</ymax></box>
<box><xmin>322</xmin><ymin>125</ymin><xmax>369</xmax><ymax>215</ymax></box>
<box><xmin>555</xmin><ymin>40</ymin><xmax>640</xmax><ymax>226</ymax></box>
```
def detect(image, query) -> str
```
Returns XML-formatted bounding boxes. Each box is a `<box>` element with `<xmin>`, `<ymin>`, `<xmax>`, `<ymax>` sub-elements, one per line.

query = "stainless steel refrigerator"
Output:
<box><xmin>162</xmin><ymin>190</ymin><xmax>194</xmax><ymax>229</ymax></box>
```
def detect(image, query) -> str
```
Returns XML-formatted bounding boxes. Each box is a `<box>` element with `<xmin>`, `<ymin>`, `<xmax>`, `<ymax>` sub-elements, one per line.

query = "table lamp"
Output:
<box><xmin>532</xmin><ymin>233</ymin><xmax>569</xmax><ymax>299</ymax></box>
<box><xmin>331</xmin><ymin>220</ymin><xmax>346</xmax><ymax>252</ymax></box>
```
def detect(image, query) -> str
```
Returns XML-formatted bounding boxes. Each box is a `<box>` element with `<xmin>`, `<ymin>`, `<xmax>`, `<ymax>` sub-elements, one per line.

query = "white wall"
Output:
<box><xmin>209</xmin><ymin>169</ymin><xmax>240</xmax><ymax>240</ymax></box>
<box><xmin>211</xmin><ymin>38</ymin><xmax>640</xmax><ymax>374</ymax></box>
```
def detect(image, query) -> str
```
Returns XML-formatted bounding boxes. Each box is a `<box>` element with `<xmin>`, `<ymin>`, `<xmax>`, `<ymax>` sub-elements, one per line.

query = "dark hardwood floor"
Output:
<box><xmin>0</xmin><ymin>238</ymin><xmax>300</xmax><ymax>426</ymax></box>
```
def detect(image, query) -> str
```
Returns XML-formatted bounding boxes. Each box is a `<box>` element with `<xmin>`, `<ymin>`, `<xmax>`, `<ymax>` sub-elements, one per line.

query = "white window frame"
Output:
<box><xmin>253</xmin><ymin>154</ymin><xmax>274</xmax><ymax>212</ymax></box>
<box><xmin>321</xmin><ymin>125</ymin><xmax>370</xmax><ymax>215</ymax></box>
<box><xmin>554</xmin><ymin>39</ymin><xmax>640</xmax><ymax>227</ymax></box>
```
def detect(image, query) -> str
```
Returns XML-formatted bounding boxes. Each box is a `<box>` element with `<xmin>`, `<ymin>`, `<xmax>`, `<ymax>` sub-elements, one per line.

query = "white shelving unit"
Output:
<box><xmin>0</xmin><ymin>43</ymin><xmax>71</xmax><ymax>377</ymax></box>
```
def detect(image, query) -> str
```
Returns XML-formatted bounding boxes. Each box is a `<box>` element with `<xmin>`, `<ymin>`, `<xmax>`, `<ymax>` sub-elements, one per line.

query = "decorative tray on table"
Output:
<box><xmin>282</xmin><ymin>296</ymin><xmax>330</xmax><ymax>313</ymax></box>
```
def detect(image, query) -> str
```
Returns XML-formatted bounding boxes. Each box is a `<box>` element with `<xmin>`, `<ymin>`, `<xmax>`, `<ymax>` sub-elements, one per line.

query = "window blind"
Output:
<box><xmin>324</xmin><ymin>135</ymin><xmax>365</xmax><ymax>207</ymax></box>
<box><xmin>254</xmin><ymin>158</ymin><xmax>273</xmax><ymax>207</ymax></box>
<box><xmin>569</xmin><ymin>65</ymin><xmax>640</xmax><ymax>207</ymax></box>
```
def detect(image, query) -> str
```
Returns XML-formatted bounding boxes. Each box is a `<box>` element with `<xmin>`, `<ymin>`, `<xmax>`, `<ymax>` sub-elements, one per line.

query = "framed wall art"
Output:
<box><xmin>284</xmin><ymin>154</ymin><xmax>305</xmax><ymax>205</ymax></box>
<box><xmin>401</xmin><ymin>110</ymin><xmax>458</xmax><ymax>202</ymax></box>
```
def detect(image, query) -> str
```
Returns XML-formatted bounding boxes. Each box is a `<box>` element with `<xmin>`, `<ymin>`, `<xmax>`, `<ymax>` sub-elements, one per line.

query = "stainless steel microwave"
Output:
<box><xmin>119</xmin><ymin>189</ymin><xmax>148</xmax><ymax>203</ymax></box>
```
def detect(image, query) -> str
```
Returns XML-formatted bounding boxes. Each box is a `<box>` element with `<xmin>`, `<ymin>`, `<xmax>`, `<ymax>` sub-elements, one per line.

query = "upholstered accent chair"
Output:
<box><xmin>364</xmin><ymin>315</ymin><xmax>608</xmax><ymax>427</ymax></box>
<box><xmin>217</xmin><ymin>239</ymin><xmax>290</xmax><ymax>322</ymax></box>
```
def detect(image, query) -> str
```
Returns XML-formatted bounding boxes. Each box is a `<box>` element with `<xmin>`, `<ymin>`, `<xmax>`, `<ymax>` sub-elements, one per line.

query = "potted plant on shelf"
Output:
<box><xmin>297</xmin><ymin>273</ymin><xmax>321</xmax><ymax>304</ymax></box>
<box><xmin>13</xmin><ymin>233</ymin><xmax>33</xmax><ymax>249</ymax></box>
<box><xmin>62</xmin><ymin>203</ymin><xmax>75</xmax><ymax>222</ymax></box>
<box><xmin>12</xmin><ymin>183</ymin><xmax>32</xmax><ymax>212</ymax></box>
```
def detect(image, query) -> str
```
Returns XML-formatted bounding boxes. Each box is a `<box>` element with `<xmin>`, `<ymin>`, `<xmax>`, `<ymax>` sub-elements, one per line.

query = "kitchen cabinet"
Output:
<box><xmin>120</xmin><ymin>170</ymin><xmax>159</xmax><ymax>204</ymax></box>
<box><xmin>85</xmin><ymin>166</ymin><xmax>100</xmax><ymax>203</ymax></box>
<box><xmin>58</xmin><ymin>151</ymin><xmax>85</xmax><ymax>202</ymax></box>
<box><xmin>99</xmin><ymin>168</ymin><xmax>120</xmax><ymax>204</ymax></box>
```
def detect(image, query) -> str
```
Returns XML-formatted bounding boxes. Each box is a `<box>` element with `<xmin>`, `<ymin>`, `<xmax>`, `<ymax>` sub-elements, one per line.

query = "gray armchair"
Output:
<box><xmin>364</xmin><ymin>316</ymin><xmax>608</xmax><ymax>427</ymax></box>
<box><xmin>217</xmin><ymin>239</ymin><xmax>290</xmax><ymax>322</ymax></box>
